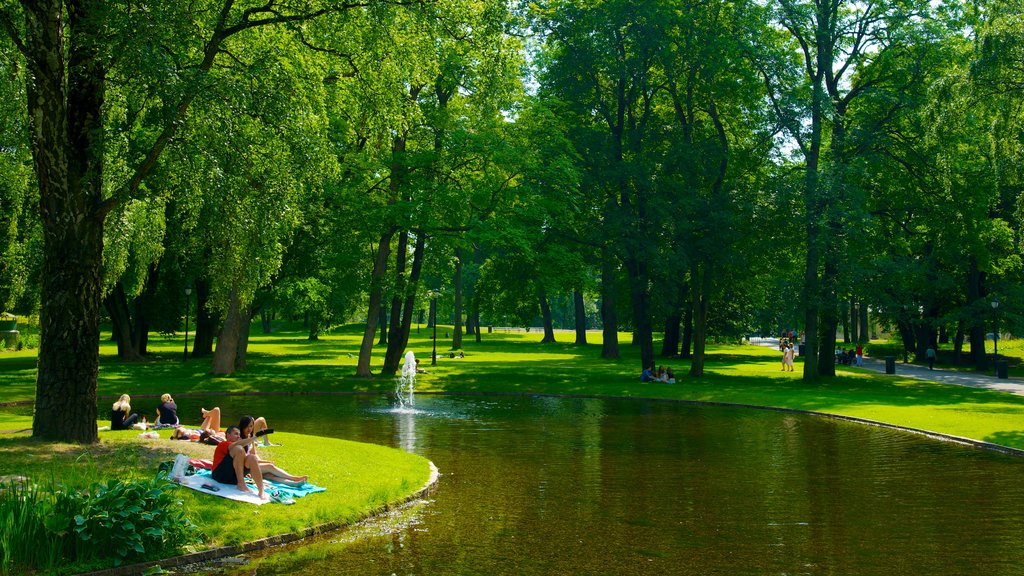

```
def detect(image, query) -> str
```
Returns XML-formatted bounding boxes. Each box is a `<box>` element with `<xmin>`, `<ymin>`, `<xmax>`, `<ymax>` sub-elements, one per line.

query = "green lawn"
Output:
<box><xmin>3</xmin><ymin>323</ymin><xmax>1024</xmax><ymax>572</ymax></box>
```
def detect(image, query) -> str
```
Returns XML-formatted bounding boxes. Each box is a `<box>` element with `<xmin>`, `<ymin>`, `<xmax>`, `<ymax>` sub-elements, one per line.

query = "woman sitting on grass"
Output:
<box><xmin>110</xmin><ymin>394</ymin><xmax>140</xmax><ymax>430</ymax></box>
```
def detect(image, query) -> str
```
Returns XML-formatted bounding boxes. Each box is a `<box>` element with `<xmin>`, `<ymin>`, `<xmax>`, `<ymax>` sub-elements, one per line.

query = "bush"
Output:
<box><xmin>0</xmin><ymin>473</ymin><xmax>201</xmax><ymax>574</ymax></box>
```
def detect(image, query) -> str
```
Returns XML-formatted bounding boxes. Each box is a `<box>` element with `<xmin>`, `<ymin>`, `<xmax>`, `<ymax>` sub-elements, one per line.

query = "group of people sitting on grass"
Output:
<box><xmin>641</xmin><ymin>365</ymin><xmax>676</xmax><ymax>383</ymax></box>
<box><xmin>111</xmin><ymin>396</ymin><xmax>306</xmax><ymax>501</ymax></box>
<box><xmin>109</xmin><ymin>393</ymin><xmax>181</xmax><ymax>431</ymax></box>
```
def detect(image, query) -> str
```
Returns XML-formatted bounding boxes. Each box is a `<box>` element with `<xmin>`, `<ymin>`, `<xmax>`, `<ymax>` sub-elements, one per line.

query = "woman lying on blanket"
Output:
<box><xmin>210</xmin><ymin>420</ymin><xmax>307</xmax><ymax>500</ymax></box>
<box><xmin>171</xmin><ymin>406</ymin><xmax>226</xmax><ymax>445</ymax></box>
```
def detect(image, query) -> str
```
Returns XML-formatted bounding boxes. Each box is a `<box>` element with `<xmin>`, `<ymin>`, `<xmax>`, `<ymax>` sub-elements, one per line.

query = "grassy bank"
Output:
<box><xmin>0</xmin><ymin>428</ymin><xmax>430</xmax><ymax>574</ymax></box>
<box><xmin>3</xmin><ymin>323</ymin><xmax>1023</xmax><ymax>449</ymax></box>
<box><xmin>3</xmin><ymin>323</ymin><xmax>1024</xmax><ymax>571</ymax></box>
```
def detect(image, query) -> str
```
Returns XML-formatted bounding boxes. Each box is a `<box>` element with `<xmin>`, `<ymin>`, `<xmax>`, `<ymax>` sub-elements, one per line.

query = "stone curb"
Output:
<box><xmin>75</xmin><ymin>461</ymin><xmax>440</xmax><ymax>576</ymax></box>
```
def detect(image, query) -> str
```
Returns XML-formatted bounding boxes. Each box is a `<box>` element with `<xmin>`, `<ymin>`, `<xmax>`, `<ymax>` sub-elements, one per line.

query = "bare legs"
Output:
<box><xmin>259</xmin><ymin>463</ymin><xmax>308</xmax><ymax>486</ymax></box>
<box><xmin>229</xmin><ymin>445</ymin><xmax>268</xmax><ymax>499</ymax></box>
<box><xmin>200</xmin><ymin>407</ymin><xmax>221</xmax><ymax>431</ymax></box>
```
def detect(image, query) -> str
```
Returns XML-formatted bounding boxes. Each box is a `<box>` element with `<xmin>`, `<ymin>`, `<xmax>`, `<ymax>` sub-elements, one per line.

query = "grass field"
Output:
<box><xmin>2</xmin><ymin>322</ymin><xmax>1024</xmax><ymax>572</ymax></box>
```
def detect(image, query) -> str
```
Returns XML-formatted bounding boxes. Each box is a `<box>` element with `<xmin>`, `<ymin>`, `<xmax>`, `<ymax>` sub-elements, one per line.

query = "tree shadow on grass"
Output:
<box><xmin>983</xmin><ymin>430</ymin><xmax>1024</xmax><ymax>450</ymax></box>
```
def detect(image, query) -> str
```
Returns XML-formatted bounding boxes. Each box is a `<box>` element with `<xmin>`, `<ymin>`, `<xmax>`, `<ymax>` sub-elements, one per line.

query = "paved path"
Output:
<box><xmin>750</xmin><ymin>337</ymin><xmax>1024</xmax><ymax>397</ymax></box>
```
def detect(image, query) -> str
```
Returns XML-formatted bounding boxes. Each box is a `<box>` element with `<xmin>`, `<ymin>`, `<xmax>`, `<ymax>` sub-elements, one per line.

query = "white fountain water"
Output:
<box><xmin>394</xmin><ymin>350</ymin><xmax>417</xmax><ymax>412</ymax></box>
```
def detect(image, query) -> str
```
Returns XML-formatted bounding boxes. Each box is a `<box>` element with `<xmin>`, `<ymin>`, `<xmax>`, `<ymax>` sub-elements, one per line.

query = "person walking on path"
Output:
<box><xmin>926</xmin><ymin>346</ymin><xmax>936</xmax><ymax>370</ymax></box>
<box><xmin>855</xmin><ymin>344</ymin><xmax>864</xmax><ymax>367</ymax></box>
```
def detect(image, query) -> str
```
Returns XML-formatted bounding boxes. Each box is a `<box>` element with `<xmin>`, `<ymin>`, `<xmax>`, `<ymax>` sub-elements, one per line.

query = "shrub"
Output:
<box><xmin>0</xmin><ymin>473</ymin><xmax>201</xmax><ymax>574</ymax></box>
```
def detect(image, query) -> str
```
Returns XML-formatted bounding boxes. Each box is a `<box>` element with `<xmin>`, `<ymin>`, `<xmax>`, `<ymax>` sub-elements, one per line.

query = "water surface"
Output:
<box><xmin>188</xmin><ymin>394</ymin><xmax>1024</xmax><ymax>575</ymax></box>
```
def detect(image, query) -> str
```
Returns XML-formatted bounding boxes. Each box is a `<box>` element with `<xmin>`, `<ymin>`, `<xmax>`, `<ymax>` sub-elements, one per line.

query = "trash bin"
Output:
<box><xmin>798</xmin><ymin>344</ymin><xmax>805</xmax><ymax>356</ymax></box>
<box><xmin>996</xmin><ymin>360</ymin><xmax>1009</xmax><ymax>379</ymax></box>
<box><xmin>488</xmin><ymin>326</ymin><xmax>493</xmax><ymax>333</ymax></box>
<box><xmin>885</xmin><ymin>356</ymin><xmax>896</xmax><ymax>374</ymax></box>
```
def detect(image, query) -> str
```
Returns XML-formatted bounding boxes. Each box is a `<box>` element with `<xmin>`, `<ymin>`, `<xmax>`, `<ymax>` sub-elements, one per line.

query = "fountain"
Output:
<box><xmin>394</xmin><ymin>350</ymin><xmax>417</xmax><ymax>412</ymax></box>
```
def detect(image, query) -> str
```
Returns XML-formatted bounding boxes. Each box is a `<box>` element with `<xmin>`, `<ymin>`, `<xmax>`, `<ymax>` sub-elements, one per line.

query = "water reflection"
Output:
<box><xmin>184</xmin><ymin>395</ymin><xmax>1024</xmax><ymax>576</ymax></box>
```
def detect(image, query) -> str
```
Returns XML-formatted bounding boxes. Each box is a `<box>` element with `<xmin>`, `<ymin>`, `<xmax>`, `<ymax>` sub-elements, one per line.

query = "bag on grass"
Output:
<box><xmin>169</xmin><ymin>453</ymin><xmax>190</xmax><ymax>482</ymax></box>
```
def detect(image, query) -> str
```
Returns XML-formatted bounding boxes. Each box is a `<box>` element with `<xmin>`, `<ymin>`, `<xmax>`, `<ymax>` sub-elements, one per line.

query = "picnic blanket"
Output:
<box><xmin>177</xmin><ymin>469</ymin><xmax>325</xmax><ymax>506</ymax></box>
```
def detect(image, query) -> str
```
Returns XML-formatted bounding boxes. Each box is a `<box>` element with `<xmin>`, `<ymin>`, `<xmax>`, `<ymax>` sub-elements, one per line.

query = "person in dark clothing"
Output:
<box><xmin>156</xmin><ymin>393</ymin><xmax>179</xmax><ymax>426</ymax></box>
<box><xmin>110</xmin><ymin>394</ymin><xmax>140</xmax><ymax>430</ymax></box>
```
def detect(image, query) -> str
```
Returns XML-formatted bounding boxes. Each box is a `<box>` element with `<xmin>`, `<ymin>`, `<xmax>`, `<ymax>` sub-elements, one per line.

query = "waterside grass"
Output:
<box><xmin>0</xmin><ymin>430</ymin><xmax>430</xmax><ymax>574</ymax></box>
<box><xmin>2</xmin><ymin>324</ymin><xmax>1024</xmax><ymax>450</ymax></box>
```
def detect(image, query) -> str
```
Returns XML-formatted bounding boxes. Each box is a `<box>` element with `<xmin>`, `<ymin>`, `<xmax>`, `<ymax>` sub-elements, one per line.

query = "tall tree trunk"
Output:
<box><xmin>235</xmin><ymin>306</ymin><xmax>255</xmax><ymax>371</ymax></box>
<box><xmin>452</xmin><ymin>247</ymin><xmax>464</xmax><ymax>350</ymax></box>
<box><xmin>600</xmin><ymin>247</ymin><xmax>620</xmax><ymax>359</ymax></box>
<box><xmin>377</xmin><ymin>305</ymin><xmax>388</xmax><ymax>346</ymax></box>
<box><xmin>211</xmin><ymin>288</ymin><xmax>243</xmax><ymax>375</ymax></box>
<box><xmin>384</xmin><ymin>230</ymin><xmax>410</xmax><ymax>350</ymax></box>
<box><xmin>357</xmin><ymin>231</ymin><xmax>394</xmax><ymax>377</ymax></box>
<box><xmin>473</xmin><ymin>294</ymin><xmax>482</xmax><ymax>343</ymax></box>
<box><xmin>625</xmin><ymin>253</ymin><xmax>653</xmax><ymax>372</ymax></box>
<box><xmin>896</xmin><ymin>318</ymin><xmax>915</xmax><ymax>363</ymax></box>
<box><xmin>134</xmin><ymin>265</ymin><xmax>158</xmax><ymax>356</ymax></box>
<box><xmin>383</xmin><ymin>232</ymin><xmax>426</xmax><ymax>375</ymax></box>
<box><xmin>688</xmin><ymin>262</ymin><xmax>710</xmax><ymax>377</ymax></box>
<box><xmin>539</xmin><ymin>284</ymin><xmax>556</xmax><ymax>343</ymax></box>
<box><xmin>954</xmin><ymin>321</ymin><xmax>965</xmax><ymax>365</ymax></box>
<box><xmin>192</xmin><ymin>279</ymin><xmax>217</xmax><ymax>358</ymax></box>
<box><xmin>859</xmin><ymin>300</ymin><xmax>869</xmax><ymax>344</ymax></box>
<box><xmin>28</xmin><ymin>1</ymin><xmax>107</xmax><ymax>442</ymax></box>
<box><xmin>104</xmin><ymin>282</ymin><xmax>143</xmax><ymax>361</ymax></box>
<box><xmin>661</xmin><ymin>281</ymin><xmax>687</xmax><ymax>357</ymax></box>
<box><xmin>261</xmin><ymin>308</ymin><xmax>272</xmax><ymax>334</ymax></box>
<box><xmin>967</xmin><ymin>257</ymin><xmax>988</xmax><ymax>370</ymax></box>
<box><xmin>680</xmin><ymin>299</ymin><xmax>694</xmax><ymax>359</ymax></box>
<box><xmin>574</xmin><ymin>289</ymin><xmax>587</xmax><ymax>345</ymax></box>
<box><xmin>847</xmin><ymin>295</ymin><xmax>856</xmax><ymax>340</ymax></box>
<box><xmin>817</xmin><ymin>255</ymin><xmax>840</xmax><ymax>377</ymax></box>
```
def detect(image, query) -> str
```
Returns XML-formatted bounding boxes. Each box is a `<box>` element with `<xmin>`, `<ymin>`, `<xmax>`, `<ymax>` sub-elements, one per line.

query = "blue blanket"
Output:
<box><xmin>182</xmin><ymin>468</ymin><xmax>325</xmax><ymax>505</ymax></box>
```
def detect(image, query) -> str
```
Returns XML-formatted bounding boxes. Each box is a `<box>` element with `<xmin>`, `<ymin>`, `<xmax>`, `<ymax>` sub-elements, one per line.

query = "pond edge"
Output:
<box><xmin>76</xmin><ymin>460</ymin><xmax>440</xmax><ymax>576</ymax></box>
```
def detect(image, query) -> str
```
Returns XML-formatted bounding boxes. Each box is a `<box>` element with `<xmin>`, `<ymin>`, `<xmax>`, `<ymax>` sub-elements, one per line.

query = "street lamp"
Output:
<box><xmin>991</xmin><ymin>297</ymin><xmax>1000</xmax><ymax>370</ymax></box>
<box><xmin>183</xmin><ymin>287</ymin><xmax>192</xmax><ymax>362</ymax></box>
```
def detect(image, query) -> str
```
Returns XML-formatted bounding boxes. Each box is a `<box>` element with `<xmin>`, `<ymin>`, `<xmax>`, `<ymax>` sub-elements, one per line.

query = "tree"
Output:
<box><xmin>0</xmin><ymin>0</ymin><xmax>421</xmax><ymax>442</ymax></box>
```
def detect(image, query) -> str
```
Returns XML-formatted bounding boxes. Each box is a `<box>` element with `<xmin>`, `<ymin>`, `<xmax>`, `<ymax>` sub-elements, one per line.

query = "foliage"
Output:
<box><xmin>0</xmin><ymin>473</ymin><xmax>200</xmax><ymax>574</ymax></box>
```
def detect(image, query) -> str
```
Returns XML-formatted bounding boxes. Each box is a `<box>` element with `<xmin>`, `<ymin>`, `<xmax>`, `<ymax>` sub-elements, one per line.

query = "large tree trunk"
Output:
<box><xmin>599</xmin><ymin>247</ymin><xmax>620</xmax><ymax>359</ymax></box>
<box><xmin>28</xmin><ymin>1</ymin><xmax>106</xmax><ymax>442</ymax></box>
<box><xmin>384</xmin><ymin>230</ymin><xmax>410</xmax><ymax>351</ymax></box>
<box><xmin>452</xmin><ymin>247</ymin><xmax>464</xmax><ymax>350</ymax></box>
<box><xmin>472</xmin><ymin>293</ymin><xmax>482</xmax><ymax>344</ymax></box>
<box><xmin>848</xmin><ymin>298</ymin><xmax>858</xmax><ymax>344</ymax></box>
<box><xmin>235</xmin><ymin>306</ymin><xmax>255</xmax><ymax>371</ymax></box>
<box><xmin>377</xmin><ymin>305</ymin><xmax>388</xmax><ymax>346</ymax></box>
<box><xmin>383</xmin><ymin>232</ymin><xmax>425</xmax><ymax>375</ymax></box>
<box><xmin>688</xmin><ymin>262</ymin><xmax>710</xmax><ymax>377</ymax></box>
<box><xmin>104</xmin><ymin>282</ymin><xmax>143</xmax><ymax>361</ymax></box>
<box><xmin>661</xmin><ymin>281</ymin><xmax>687</xmax><ymax>357</ymax></box>
<box><xmin>134</xmin><ymin>265</ymin><xmax>159</xmax><ymax>355</ymax></box>
<box><xmin>680</xmin><ymin>300</ymin><xmax>694</xmax><ymax>359</ymax></box>
<box><xmin>192</xmin><ymin>279</ymin><xmax>217</xmax><ymax>358</ymax></box>
<box><xmin>539</xmin><ymin>284</ymin><xmax>556</xmax><ymax>343</ymax></box>
<box><xmin>859</xmin><ymin>300</ymin><xmax>869</xmax><ymax>344</ymax></box>
<box><xmin>356</xmin><ymin>231</ymin><xmax>394</xmax><ymax>377</ymax></box>
<box><xmin>626</xmin><ymin>256</ymin><xmax>653</xmax><ymax>372</ymax></box>
<box><xmin>574</xmin><ymin>288</ymin><xmax>587</xmax><ymax>345</ymax></box>
<box><xmin>816</xmin><ymin>255</ymin><xmax>840</xmax><ymax>378</ymax></box>
<box><xmin>211</xmin><ymin>288</ymin><xmax>243</xmax><ymax>375</ymax></box>
<box><xmin>967</xmin><ymin>257</ymin><xmax>988</xmax><ymax>370</ymax></box>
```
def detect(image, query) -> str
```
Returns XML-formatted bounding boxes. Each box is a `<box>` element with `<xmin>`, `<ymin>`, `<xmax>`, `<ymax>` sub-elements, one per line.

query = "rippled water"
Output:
<box><xmin>185</xmin><ymin>394</ymin><xmax>1024</xmax><ymax>575</ymax></box>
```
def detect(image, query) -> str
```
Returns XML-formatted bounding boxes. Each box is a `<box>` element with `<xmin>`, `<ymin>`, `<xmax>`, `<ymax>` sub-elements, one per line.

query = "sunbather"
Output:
<box><xmin>211</xmin><ymin>423</ymin><xmax>307</xmax><ymax>499</ymax></box>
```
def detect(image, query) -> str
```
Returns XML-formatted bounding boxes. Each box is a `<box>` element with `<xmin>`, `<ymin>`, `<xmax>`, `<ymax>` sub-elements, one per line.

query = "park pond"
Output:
<box><xmin>169</xmin><ymin>395</ymin><xmax>1024</xmax><ymax>574</ymax></box>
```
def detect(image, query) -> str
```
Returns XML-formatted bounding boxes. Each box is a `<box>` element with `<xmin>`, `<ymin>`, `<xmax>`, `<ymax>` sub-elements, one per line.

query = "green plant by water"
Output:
<box><xmin>0</xmin><ymin>472</ymin><xmax>201</xmax><ymax>575</ymax></box>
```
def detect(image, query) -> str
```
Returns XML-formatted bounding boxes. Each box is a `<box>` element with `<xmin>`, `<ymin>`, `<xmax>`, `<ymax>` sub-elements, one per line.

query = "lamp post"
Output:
<box><xmin>431</xmin><ymin>295</ymin><xmax>438</xmax><ymax>366</ymax></box>
<box><xmin>183</xmin><ymin>287</ymin><xmax>192</xmax><ymax>362</ymax></box>
<box><xmin>991</xmin><ymin>297</ymin><xmax>1000</xmax><ymax>371</ymax></box>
